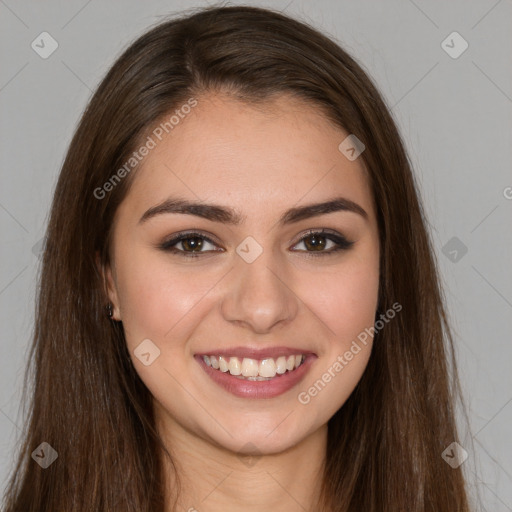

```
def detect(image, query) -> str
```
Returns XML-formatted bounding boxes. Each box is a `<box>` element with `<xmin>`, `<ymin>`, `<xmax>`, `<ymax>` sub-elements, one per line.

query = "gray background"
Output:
<box><xmin>1</xmin><ymin>0</ymin><xmax>511</xmax><ymax>510</ymax></box>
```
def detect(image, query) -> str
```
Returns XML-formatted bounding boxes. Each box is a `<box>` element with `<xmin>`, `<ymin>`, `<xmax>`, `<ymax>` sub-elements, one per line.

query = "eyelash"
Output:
<box><xmin>158</xmin><ymin>229</ymin><xmax>354</xmax><ymax>259</ymax></box>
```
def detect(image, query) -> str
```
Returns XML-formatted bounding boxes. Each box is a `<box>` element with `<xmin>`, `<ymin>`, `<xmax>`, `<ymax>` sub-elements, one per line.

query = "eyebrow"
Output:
<box><xmin>138</xmin><ymin>196</ymin><xmax>368</xmax><ymax>226</ymax></box>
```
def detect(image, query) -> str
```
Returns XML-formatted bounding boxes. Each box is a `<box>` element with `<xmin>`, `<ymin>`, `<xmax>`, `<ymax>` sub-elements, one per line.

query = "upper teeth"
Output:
<box><xmin>203</xmin><ymin>354</ymin><xmax>305</xmax><ymax>378</ymax></box>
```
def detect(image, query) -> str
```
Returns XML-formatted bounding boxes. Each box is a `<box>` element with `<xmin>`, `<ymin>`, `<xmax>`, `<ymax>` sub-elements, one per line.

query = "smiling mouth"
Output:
<box><xmin>201</xmin><ymin>354</ymin><xmax>306</xmax><ymax>380</ymax></box>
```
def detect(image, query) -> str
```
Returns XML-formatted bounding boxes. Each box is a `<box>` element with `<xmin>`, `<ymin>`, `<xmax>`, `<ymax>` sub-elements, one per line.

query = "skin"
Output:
<box><xmin>101</xmin><ymin>92</ymin><xmax>380</xmax><ymax>512</ymax></box>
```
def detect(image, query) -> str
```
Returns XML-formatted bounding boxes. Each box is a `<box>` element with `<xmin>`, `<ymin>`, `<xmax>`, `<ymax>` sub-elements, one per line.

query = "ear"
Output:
<box><xmin>95</xmin><ymin>250</ymin><xmax>121</xmax><ymax>321</ymax></box>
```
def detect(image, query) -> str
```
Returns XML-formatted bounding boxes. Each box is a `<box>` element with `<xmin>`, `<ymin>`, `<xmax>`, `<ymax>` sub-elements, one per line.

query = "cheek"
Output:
<box><xmin>302</xmin><ymin>252</ymin><xmax>379</xmax><ymax>345</ymax></box>
<box><xmin>296</xmin><ymin>268</ymin><xmax>378</xmax><ymax>419</ymax></box>
<box><xmin>298</xmin><ymin>250</ymin><xmax>379</xmax><ymax>416</ymax></box>
<box><xmin>114</xmin><ymin>250</ymin><xmax>204</xmax><ymax>349</ymax></box>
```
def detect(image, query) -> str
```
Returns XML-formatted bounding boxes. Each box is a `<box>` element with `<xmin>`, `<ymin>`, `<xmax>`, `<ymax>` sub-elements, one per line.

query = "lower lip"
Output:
<box><xmin>195</xmin><ymin>354</ymin><xmax>316</xmax><ymax>399</ymax></box>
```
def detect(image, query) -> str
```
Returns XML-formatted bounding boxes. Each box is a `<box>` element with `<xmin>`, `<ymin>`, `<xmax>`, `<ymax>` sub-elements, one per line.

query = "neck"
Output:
<box><xmin>157</xmin><ymin>411</ymin><xmax>328</xmax><ymax>512</ymax></box>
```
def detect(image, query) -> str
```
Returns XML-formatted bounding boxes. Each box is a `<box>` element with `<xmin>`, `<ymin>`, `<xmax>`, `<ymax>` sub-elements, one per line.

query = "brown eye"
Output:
<box><xmin>179</xmin><ymin>236</ymin><xmax>206</xmax><ymax>252</ymax></box>
<box><xmin>160</xmin><ymin>232</ymin><xmax>221</xmax><ymax>257</ymax></box>
<box><xmin>291</xmin><ymin>229</ymin><xmax>354</xmax><ymax>256</ymax></box>
<box><xmin>302</xmin><ymin>233</ymin><xmax>330</xmax><ymax>251</ymax></box>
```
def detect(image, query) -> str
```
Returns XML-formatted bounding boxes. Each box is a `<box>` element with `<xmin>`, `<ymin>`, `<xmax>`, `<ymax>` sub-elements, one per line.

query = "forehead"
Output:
<box><xmin>118</xmin><ymin>92</ymin><xmax>375</xmax><ymax>225</ymax></box>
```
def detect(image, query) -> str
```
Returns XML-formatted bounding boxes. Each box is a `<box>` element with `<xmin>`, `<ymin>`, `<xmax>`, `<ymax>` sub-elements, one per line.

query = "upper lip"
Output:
<box><xmin>195</xmin><ymin>346</ymin><xmax>315</xmax><ymax>360</ymax></box>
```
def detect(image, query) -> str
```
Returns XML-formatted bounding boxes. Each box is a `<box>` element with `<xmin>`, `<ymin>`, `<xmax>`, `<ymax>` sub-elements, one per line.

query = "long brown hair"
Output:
<box><xmin>2</xmin><ymin>4</ymin><xmax>474</xmax><ymax>511</ymax></box>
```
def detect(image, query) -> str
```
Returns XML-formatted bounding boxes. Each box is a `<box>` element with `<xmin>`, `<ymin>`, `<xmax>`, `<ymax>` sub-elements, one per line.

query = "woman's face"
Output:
<box><xmin>104</xmin><ymin>92</ymin><xmax>380</xmax><ymax>455</ymax></box>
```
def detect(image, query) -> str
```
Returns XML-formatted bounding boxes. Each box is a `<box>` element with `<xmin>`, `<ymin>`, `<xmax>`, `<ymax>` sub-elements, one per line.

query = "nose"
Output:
<box><xmin>221</xmin><ymin>250</ymin><xmax>299</xmax><ymax>334</ymax></box>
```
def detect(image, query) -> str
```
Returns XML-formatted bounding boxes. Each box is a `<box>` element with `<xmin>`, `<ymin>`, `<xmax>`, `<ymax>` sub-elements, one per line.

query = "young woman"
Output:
<box><xmin>2</xmin><ymin>5</ymin><xmax>473</xmax><ymax>511</ymax></box>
